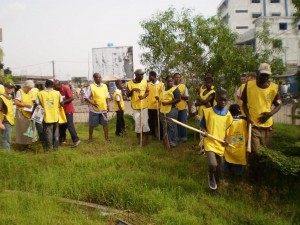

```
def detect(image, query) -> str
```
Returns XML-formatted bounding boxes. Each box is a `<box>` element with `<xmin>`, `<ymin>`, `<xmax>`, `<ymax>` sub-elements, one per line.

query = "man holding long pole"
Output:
<box><xmin>147</xmin><ymin>71</ymin><xmax>163</xmax><ymax>140</ymax></box>
<box><xmin>126</xmin><ymin>69</ymin><xmax>149</xmax><ymax>146</ymax></box>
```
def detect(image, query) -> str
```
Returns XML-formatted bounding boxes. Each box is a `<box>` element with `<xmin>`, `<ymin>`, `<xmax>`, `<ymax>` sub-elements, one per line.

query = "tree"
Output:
<box><xmin>139</xmin><ymin>7</ymin><xmax>257</xmax><ymax>97</ymax></box>
<box><xmin>255</xmin><ymin>20</ymin><xmax>286</xmax><ymax>75</ymax></box>
<box><xmin>292</xmin><ymin>0</ymin><xmax>300</xmax><ymax>23</ymax></box>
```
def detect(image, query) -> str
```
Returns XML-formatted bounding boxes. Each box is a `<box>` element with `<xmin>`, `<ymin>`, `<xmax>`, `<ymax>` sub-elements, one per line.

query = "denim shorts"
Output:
<box><xmin>89</xmin><ymin>112</ymin><xmax>108</xmax><ymax>127</ymax></box>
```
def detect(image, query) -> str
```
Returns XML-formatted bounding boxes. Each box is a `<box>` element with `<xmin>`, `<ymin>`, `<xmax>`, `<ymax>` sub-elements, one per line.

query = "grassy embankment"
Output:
<box><xmin>0</xmin><ymin>116</ymin><xmax>299</xmax><ymax>224</ymax></box>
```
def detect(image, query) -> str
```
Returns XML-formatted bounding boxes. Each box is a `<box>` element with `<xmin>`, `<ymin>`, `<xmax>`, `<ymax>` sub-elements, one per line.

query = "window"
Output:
<box><xmin>252</xmin><ymin>13</ymin><xmax>261</xmax><ymax>18</ymax></box>
<box><xmin>236</xmin><ymin>10</ymin><xmax>248</xmax><ymax>13</ymax></box>
<box><xmin>271</xmin><ymin>0</ymin><xmax>280</xmax><ymax>3</ymax></box>
<box><xmin>236</xmin><ymin>26</ymin><xmax>249</xmax><ymax>29</ymax></box>
<box><xmin>272</xmin><ymin>12</ymin><xmax>281</xmax><ymax>16</ymax></box>
<box><xmin>252</xmin><ymin>0</ymin><xmax>260</xmax><ymax>3</ymax></box>
<box><xmin>279</xmin><ymin>23</ymin><xmax>287</xmax><ymax>30</ymax></box>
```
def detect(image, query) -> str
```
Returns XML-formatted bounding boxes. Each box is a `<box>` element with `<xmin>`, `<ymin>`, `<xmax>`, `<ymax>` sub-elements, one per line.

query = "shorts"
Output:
<box><xmin>251</xmin><ymin>126</ymin><xmax>272</xmax><ymax>152</ymax></box>
<box><xmin>89</xmin><ymin>111</ymin><xmax>108</xmax><ymax>127</ymax></box>
<box><xmin>224</xmin><ymin>160</ymin><xmax>243</xmax><ymax>176</ymax></box>
<box><xmin>133</xmin><ymin>108</ymin><xmax>150</xmax><ymax>133</ymax></box>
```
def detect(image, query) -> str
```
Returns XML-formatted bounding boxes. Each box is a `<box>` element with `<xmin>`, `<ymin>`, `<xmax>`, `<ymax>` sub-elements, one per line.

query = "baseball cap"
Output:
<box><xmin>258</xmin><ymin>63</ymin><xmax>272</xmax><ymax>75</ymax></box>
<box><xmin>134</xmin><ymin>69</ymin><xmax>145</xmax><ymax>75</ymax></box>
<box><xmin>4</xmin><ymin>82</ymin><xmax>15</xmax><ymax>88</ymax></box>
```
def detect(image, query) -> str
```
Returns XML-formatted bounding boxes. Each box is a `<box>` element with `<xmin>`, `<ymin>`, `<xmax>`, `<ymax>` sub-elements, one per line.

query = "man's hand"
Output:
<box><xmin>201</xmin><ymin>130</ymin><xmax>208</xmax><ymax>137</ymax></box>
<box><xmin>0</xmin><ymin>124</ymin><xmax>5</xmax><ymax>130</ymax></box>
<box><xmin>93</xmin><ymin>103</ymin><xmax>99</xmax><ymax>109</ymax></box>
<box><xmin>138</xmin><ymin>95</ymin><xmax>144</xmax><ymax>100</ymax></box>
<box><xmin>155</xmin><ymin>96</ymin><xmax>159</xmax><ymax>101</ymax></box>
<box><xmin>258</xmin><ymin>112</ymin><xmax>271</xmax><ymax>124</ymax></box>
<box><xmin>222</xmin><ymin>140</ymin><xmax>229</xmax><ymax>147</ymax></box>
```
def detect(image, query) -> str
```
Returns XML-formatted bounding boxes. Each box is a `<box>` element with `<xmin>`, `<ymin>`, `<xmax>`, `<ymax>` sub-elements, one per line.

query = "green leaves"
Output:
<box><xmin>139</xmin><ymin>8</ymin><xmax>258</xmax><ymax>97</ymax></box>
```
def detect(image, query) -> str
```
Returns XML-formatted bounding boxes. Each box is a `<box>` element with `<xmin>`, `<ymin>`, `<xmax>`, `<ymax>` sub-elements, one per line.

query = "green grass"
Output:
<box><xmin>0</xmin><ymin>116</ymin><xmax>299</xmax><ymax>224</ymax></box>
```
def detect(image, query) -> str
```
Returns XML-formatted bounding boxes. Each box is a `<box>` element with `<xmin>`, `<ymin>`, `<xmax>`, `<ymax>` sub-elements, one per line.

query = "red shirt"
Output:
<box><xmin>60</xmin><ymin>85</ymin><xmax>75</xmax><ymax>113</ymax></box>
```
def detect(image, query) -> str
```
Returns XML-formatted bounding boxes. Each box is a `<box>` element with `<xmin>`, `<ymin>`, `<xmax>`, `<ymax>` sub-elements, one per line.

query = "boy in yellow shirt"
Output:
<box><xmin>113</xmin><ymin>80</ymin><xmax>125</xmax><ymax>136</ymax></box>
<box><xmin>224</xmin><ymin>104</ymin><xmax>247</xmax><ymax>178</ymax></box>
<box><xmin>200</xmin><ymin>90</ymin><xmax>233</xmax><ymax>190</ymax></box>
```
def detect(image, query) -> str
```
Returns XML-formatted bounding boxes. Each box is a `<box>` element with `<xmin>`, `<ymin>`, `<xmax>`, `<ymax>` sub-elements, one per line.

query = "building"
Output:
<box><xmin>218</xmin><ymin>0</ymin><xmax>296</xmax><ymax>34</ymax></box>
<box><xmin>218</xmin><ymin>0</ymin><xmax>299</xmax><ymax>94</ymax></box>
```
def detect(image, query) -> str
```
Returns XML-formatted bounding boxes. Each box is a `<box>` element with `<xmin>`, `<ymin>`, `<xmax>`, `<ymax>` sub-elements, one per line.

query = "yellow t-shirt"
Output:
<box><xmin>19</xmin><ymin>89</ymin><xmax>33</xmax><ymax>119</ymax></box>
<box><xmin>0</xmin><ymin>95</ymin><xmax>14</xmax><ymax>125</ymax></box>
<box><xmin>147</xmin><ymin>81</ymin><xmax>164</xmax><ymax>110</ymax></box>
<box><xmin>127</xmin><ymin>79</ymin><xmax>148</xmax><ymax>110</ymax></box>
<box><xmin>176</xmin><ymin>83</ymin><xmax>187</xmax><ymax>111</ymax></box>
<box><xmin>113</xmin><ymin>90</ymin><xmax>125</xmax><ymax>111</ymax></box>
<box><xmin>90</xmin><ymin>83</ymin><xmax>109</xmax><ymax>111</ymax></box>
<box><xmin>38</xmin><ymin>90</ymin><xmax>61</xmax><ymax>123</ymax></box>
<box><xmin>246</xmin><ymin>80</ymin><xmax>278</xmax><ymax>127</ymax></box>
<box><xmin>203</xmin><ymin>107</ymin><xmax>233</xmax><ymax>156</ymax></box>
<box><xmin>160</xmin><ymin>87</ymin><xmax>176</xmax><ymax>114</ymax></box>
<box><xmin>197</xmin><ymin>89</ymin><xmax>216</xmax><ymax>120</ymax></box>
<box><xmin>224</xmin><ymin>118</ymin><xmax>247</xmax><ymax>165</ymax></box>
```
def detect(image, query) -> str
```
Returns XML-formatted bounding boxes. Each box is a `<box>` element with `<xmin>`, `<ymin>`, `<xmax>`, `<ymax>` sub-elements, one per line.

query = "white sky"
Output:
<box><xmin>0</xmin><ymin>0</ymin><xmax>221</xmax><ymax>80</ymax></box>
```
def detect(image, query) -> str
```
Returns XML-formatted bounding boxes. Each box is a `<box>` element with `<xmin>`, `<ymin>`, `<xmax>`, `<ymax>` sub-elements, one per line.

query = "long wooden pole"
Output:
<box><xmin>167</xmin><ymin>117</ymin><xmax>236</xmax><ymax>148</ymax></box>
<box><xmin>247</xmin><ymin>123</ymin><xmax>252</xmax><ymax>153</ymax></box>
<box><xmin>156</xmin><ymin>86</ymin><xmax>160</xmax><ymax>140</ymax></box>
<box><xmin>140</xmin><ymin>98</ymin><xmax>143</xmax><ymax>147</ymax></box>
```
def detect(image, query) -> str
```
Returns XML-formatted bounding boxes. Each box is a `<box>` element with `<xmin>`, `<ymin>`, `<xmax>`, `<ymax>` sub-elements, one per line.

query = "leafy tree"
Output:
<box><xmin>292</xmin><ymin>0</ymin><xmax>300</xmax><ymax>23</ymax></box>
<box><xmin>255</xmin><ymin>20</ymin><xmax>286</xmax><ymax>75</ymax></box>
<box><xmin>139</xmin><ymin>7</ymin><xmax>257</xmax><ymax>98</ymax></box>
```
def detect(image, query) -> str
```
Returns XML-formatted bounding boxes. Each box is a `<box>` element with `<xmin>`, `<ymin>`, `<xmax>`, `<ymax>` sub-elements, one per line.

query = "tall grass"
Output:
<box><xmin>0</xmin><ymin>116</ymin><xmax>299</xmax><ymax>224</ymax></box>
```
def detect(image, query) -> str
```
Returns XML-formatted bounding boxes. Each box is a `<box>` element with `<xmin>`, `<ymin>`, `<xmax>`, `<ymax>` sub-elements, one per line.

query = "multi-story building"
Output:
<box><xmin>218</xmin><ymin>0</ymin><xmax>296</xmax><ymax>34</ymax></box>
<box><xmin>217</xmin><ymin>0</ymin><xmax>299</xmax><ymax>93</ymax></box>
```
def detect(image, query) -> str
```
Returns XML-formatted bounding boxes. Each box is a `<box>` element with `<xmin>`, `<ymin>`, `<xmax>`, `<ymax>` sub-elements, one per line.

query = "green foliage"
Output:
<box><xmin>292</xmin><ymin>0</ymin><xmax>300</xmax><ymax>23</ymax></box>
<box><xmin>261</xmin><ymin>124</ymin><xmax>300</xmax><ymax>176</ymax></box>
<box><xmin>255</xmin><ymin>20</ymin><xmax>286</xmax><ymax>75</ymax></box>
<box><xmin>139</xmin><ymin>7</ymin><xmax>258</xmax><ymax>95</ymax></box>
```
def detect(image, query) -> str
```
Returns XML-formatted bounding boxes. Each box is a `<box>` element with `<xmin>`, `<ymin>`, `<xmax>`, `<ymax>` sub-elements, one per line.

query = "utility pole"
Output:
<box><xmin>52</xmin><ymin>60</ymin><xmax>55</xmax><ymax>80</ymax></box>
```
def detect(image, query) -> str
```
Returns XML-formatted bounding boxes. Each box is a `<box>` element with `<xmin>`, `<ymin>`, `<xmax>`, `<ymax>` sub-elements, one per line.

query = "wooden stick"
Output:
<box><xmin>167</xmin><ymin>117</ymin><xmax>236</xmax><ymax>148</ymax></box>
<box><xmin>156</xmin><ymin>86</ymin><xmax>160</xmax><ymax>140</ymax></box>
<box><xmin>140</xmin><ymin>98</ymin><xmax>143</xmax><ymax>147</ymax></box>
<box><xmin>247</xmin><ymin>123</ymin><xmax>252</xmax><ymax>153</ymax></box>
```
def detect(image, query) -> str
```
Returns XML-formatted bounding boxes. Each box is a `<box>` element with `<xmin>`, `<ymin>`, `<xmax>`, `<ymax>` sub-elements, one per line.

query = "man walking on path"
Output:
<box><xmin>147</xmin><ymin>71</ymin><xmax>164</xmax><ymax>139</ymax></box>
<box><xmin>173</xmin><ymin>73</ymin><xmax>189</xmax><ymax>143</ymax></box>
<box><xmin>84</xmin><ymin>73</ymin><xmax>110</xmax><ymax>142</ymax></box>
<box><xmin>242</xmin><ymin>63</ymin><xmax>281</xmax><ymax>181</ymax></box>
<box><xmin>126</xmin><ymin>69</ymin><xmax>150</xmax><ymax>145</ymax></box>
<box><xmin>54</xmin><ymin>80</ymin><xmax>80</xmax><ymax>148</ymax></box>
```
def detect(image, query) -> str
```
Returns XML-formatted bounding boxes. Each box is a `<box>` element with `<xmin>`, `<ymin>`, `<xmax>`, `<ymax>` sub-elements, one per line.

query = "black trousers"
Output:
<box><xmin>59</xmin><ymin>113</ymin><xmax>79</xmax><ymax>143</ymax></box>
<box><xmin>148</xmin><ymin>109</ymin><xmax>163</xmax><ymax>139</ymax></box>
<box><xmin>115</xmin><ymin>110</ymin><xmax>125</xmax><ymax>136</ymax></box>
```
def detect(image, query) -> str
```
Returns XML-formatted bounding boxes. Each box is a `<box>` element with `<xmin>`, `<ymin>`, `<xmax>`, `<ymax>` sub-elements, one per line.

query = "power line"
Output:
<box><xmin>10</xmin><ymin>61</ymin><xmax>51</xmax><ymax>69</ymax></box>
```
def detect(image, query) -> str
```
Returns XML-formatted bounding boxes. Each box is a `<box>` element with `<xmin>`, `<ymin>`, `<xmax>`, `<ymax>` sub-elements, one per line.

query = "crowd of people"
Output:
<box><xmin>0</xmin><ymin>62</ymin><xmax>282</xmax><ymax>190</ymax></box>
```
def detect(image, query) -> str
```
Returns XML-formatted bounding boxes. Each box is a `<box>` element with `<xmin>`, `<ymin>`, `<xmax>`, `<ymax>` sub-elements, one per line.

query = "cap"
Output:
<box><xmin>259</xmin><ymin>63</ymin><xmax>272</xmax><ymax>75</ymax></box>
<box><xmin>134</xmin><ymin>69</ymin><xmax>145</xmax><ymax>75</ymax></box>
<box><xmin>4</xmin><ymin>82</ymin><xmax>15</xmax><ymax>88</ymax></box>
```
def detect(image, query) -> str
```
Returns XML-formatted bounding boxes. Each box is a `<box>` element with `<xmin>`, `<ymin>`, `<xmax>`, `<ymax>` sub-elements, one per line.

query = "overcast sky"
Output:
<box><xmin>0</xmin><ymin>0</ymin><xmax>221</xmax><ymax>80</ymax></box>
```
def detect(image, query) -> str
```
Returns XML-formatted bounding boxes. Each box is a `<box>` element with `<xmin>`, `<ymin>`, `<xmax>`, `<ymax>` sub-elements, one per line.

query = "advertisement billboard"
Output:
<box><xmin>92</xmin><ymin>46</ymin><xmax>134</xmax><ymax>80</ymax></box>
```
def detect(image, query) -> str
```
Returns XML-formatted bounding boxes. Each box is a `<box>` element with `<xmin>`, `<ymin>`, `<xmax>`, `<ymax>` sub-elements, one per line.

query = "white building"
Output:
<box><xmin>218</xmin><ymin>0</ymin><xmax>296</xmax><ymax>34</ymax></box>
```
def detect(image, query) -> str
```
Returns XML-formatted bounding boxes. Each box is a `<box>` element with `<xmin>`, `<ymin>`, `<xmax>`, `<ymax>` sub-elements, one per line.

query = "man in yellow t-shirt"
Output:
<box><xmin>113</xmin><ymin>80</ymin><xmax>125</xmax><ymax>136</ymax></box>
<box><xmin>36</xmin><ymin>80</ymin><xmax>63</xmax><ymax>151</ymax></box>
<box><xmin>0</xmin><ymin>83</ymin><xmax>15</xmax><ymax>151</ymax></box>
<box><xmin>147</xmin><ymin>71</ymin><xmax>163</xmax><ymax>139</ymax></box>
<box><xmin>126</xmin><ymin>69</ymin><xmax>150</xmax><ymax>145</ymax></box>
<box><xmin>84</xmin><ymin>73</ymin><xmax>110</xmax><ymax>142</ymax></box>
<box><xmin>242</xmin><ymin>63</ymin><xmax>281</xmax><ymax>181</ymax></box>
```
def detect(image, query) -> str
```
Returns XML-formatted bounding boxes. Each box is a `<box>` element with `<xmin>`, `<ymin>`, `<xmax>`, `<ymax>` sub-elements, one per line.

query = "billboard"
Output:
<box><xmin>92</xmin><ymin>46</ymin><xmax>134</xmax><ymax>80</ymax></box>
